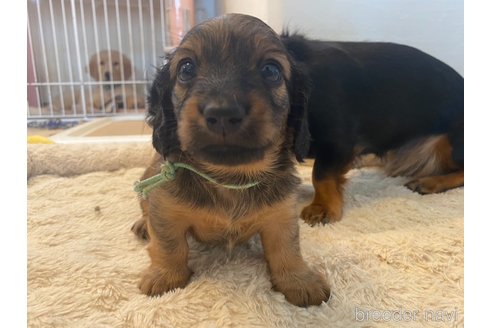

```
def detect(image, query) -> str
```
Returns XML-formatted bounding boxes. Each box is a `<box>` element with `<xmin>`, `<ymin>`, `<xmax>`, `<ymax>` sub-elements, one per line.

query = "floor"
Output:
<box><xmin>27</xmin><ymin>127</ymin><xmax>66</xmax><ymax>137</ymax></box>
<box><xmin>84</xmin><ymin>120</ymin><xmax>151</xmax><ymax>136</ymax></box>
<box><xmin>27</xmin><ymin>118</ymin><xmax>152</xmax><ymax>139</ymax></box>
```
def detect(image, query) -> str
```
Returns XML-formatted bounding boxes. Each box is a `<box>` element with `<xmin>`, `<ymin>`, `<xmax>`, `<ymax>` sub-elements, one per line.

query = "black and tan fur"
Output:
<box><xmin>280</xmin><ymin>34</ymin><xmax>464</xmax><ymax>225</ymax></box>
<box><xmin>132</xmin><ymin>14</ymin><xmax>329</xmax><ymax>307</ymax></box>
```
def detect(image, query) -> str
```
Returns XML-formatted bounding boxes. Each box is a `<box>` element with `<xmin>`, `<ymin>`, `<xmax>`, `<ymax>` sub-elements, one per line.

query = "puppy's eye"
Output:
<box><xmin>178</xmin><ymin>60</ymin><xmax>196</xmax><ymax>82</ymax></box>
<box><xmin>100</xmin><ymin>61</ymin><xmax>105</xmax><ymax>65</ymax></box>
<box><xmin>261</xmin><ymin>62</ymin><xmax>282</xmax><ymax>84</ymax></box>
<box><xmin>113</xmin><ymin>62</ymin><xmax>119</xmax><ymax>66</ymax></box>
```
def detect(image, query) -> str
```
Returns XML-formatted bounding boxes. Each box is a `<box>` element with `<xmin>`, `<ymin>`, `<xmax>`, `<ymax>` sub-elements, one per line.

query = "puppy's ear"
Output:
<box><xmin>147</xmin><ymin>58</ymin><xmax>179</xmax><ymax>157</ymax></box>
<box><xmin>88</xmin><ymin>53</ymin><xmax>100</xmax><ymax>81</ymax></box>
<box><xmin>287</xmin><ymin>60</ymin><xmax>311</xmax><ymax>162</ymax></box>
<box><xmin>122</xmin><ymin>54</ymin><xmax>133</xmax><ymax>80</ymax></box>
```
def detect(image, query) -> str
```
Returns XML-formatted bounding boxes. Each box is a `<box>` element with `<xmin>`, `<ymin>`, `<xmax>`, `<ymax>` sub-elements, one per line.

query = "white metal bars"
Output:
<box><xmin>27</xmin><ymin>0</ymin><xmax>177</xmax><ymax>119</ymax></box>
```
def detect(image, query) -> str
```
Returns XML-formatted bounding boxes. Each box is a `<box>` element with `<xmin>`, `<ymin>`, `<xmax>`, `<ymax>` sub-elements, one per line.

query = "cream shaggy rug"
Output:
<box><xmin>27</xmin><ymin>143</ymin><xmax>463</xmax><ymax>327</ymax></box>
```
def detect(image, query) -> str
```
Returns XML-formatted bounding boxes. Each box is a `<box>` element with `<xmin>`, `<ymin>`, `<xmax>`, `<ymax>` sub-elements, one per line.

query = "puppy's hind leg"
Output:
<box><xmin>131</xmin><ymin>200</ymin><xmax>149</xmax><ymax>240</ymax></box>
<box><xmin>384</xmin><ymin>134</ymin><xmax>464</xmax><ymax>194</ymax></box>
<box><xmin>131</xmin><ymin>153</ymin><xmax>163</xmax><ymax>240</ymax></box>
<box><xmin>405</xmin><ymin>170</ymin><xmax>463</xmax><ymax>194</ymax></box>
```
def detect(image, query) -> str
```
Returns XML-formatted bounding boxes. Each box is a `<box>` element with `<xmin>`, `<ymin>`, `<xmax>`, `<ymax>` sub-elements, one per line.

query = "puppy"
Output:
<box><xmin>131</xmin><ymin>14</ymin><xmax>330</xmax><ymax>307</ymax></box>
<box><xmin>281</xmin><ymin>33</ymin><xmax>464</xmax><ymax>225</ymax></box>
<box><xmin>48</xmin><ymin>50</ymin><xmax>145</xmax><ymax>114</ymax></box>
<box><xmin>87</xmin><ymin>50</ymin><xmax>145</xmax><ymax>112</ymax></box>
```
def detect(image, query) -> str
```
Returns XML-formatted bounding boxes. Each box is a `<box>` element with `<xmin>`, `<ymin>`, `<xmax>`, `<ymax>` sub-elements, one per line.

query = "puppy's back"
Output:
<box><xmin>281</xmin><ymin>34</ymin><xmax>463</xmax><ymax>153</ymax></box>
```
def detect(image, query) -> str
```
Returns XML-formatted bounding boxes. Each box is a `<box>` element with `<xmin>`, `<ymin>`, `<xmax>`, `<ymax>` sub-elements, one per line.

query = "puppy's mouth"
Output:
<box><xmin>195</xmin><ymin>144</ymin><xmax>270</xmax><ymax>166</ymax></box>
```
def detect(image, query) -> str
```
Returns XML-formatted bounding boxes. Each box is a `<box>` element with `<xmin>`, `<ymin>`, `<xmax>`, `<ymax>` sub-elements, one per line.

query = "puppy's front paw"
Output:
<box><xmin>272</xmin><ymin>268</ymin><xmax>331</xmax><ymax>307</ymax></box>
<box><xmin>139</xmin><ymin>265</ymin><xmax>192</xmax><ymax>296</ymax></box>
<box><xmin>301</xmin><ymin>204</ymin><xmax>341</xmax><ymax>225</ymax></box>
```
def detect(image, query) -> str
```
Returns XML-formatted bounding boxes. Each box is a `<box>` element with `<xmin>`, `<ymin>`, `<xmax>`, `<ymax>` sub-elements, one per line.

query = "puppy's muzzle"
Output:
<box><xmin>203</xmin><ymin>103</ymin><xmax>246</xmax><ymax>136</ymax></box>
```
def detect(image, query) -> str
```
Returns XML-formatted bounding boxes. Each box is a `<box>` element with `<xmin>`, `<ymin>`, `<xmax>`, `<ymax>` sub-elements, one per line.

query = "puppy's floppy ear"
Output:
<box><xmin>122</xmin><ymin>54</ymin><xmax>133</xmax><ymax>80</ymax></box>
<box><xmin>287</xmin><ymin>60</ymin><xmax>311</xmax><ymax>162</ymax></box>
<box><xmin>147</xmin><ymin>57</ymin><xmax>180</xmax><ymax>157</ymax></box>
<box><xmin>88</xmin><ymin>53</ymin><xmax>100</xmax><ymax>81</ymax></box>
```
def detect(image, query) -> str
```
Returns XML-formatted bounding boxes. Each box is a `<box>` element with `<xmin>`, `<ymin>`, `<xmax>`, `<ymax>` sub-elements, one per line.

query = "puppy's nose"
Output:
<box><xmin>104</xmin><ymin>72</ymin><xmax>111</xmax><ymax>81</ymax></box>
<box><xmin>203</xmin><ymin>104</ymin><xmax>245</xmax><ymax>136</ymax></box>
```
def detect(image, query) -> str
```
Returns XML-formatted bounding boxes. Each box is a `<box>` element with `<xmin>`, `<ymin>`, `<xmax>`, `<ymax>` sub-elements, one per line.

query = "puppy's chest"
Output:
<box><xmin>171</xmin><ymin>194</ymin><xmax>264</xmax><ymax>247</ymax></box>
<box><xmin>192</xmin><ymin>209</ymin><xmax>258</xmax><ymax>247</ymax></box>
<box><xmin>170</xmin><ymin>169</ymin><xmax>300</xmax><ymax>215</ymax></box>
<box><xmin>164</xmin><ymin>187</ymin><xmax>264</xmax><ymax>242</ymax></box>
<box><xmin>214</xmin><ymin>188</ymin><xmax>259</xmax><ymax>219</ymax></box>
<box><xmin>163</xmin><ymin>172</ymin><xmax>299</xmax><ymax>244</ymax></box>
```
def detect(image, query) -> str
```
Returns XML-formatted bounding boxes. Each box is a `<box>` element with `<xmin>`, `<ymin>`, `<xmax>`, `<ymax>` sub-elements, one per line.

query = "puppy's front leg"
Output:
<box><xmin>301</xmin><ymin>156</ymin><xmax>351</xmax><ymax>225</ymax></box>
<box><xmin>260</xmin><ymin>202</ymin><xmax>330</xmax><ymax>306</ymax></box>
<box><xmin>139</xmin><ymin>209</ymin><xmax>192</xmax><ymax>296</ymax></box>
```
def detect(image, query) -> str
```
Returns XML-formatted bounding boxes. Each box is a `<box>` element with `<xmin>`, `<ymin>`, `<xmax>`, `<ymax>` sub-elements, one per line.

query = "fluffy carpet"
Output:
<box><xmin>27</xmin><ymin>143</ymin><xmax>463</xmax><ymax>327</ymax></box>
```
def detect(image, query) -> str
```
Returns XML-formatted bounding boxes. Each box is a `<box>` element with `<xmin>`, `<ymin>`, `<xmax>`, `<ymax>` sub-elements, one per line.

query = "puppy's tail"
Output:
<box><xmin>382</xmin><ymin>134</ymin><xmax>458</xmax><ymax>178</ymax></box>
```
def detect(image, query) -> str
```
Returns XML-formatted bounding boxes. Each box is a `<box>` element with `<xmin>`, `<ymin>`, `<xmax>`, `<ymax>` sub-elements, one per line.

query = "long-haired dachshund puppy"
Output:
<box><xmin>131</xmin><ymin>14</ymin><xmax>329</xmax><ymax>307</ymax></box>
<box><xmin>280</xmin><ymin>34</ymin><xmax>464</xmax><ymax>225</ymax></box>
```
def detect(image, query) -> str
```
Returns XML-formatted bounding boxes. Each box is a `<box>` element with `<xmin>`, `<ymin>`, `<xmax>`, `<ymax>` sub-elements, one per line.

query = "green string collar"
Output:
<box><xmin>134</xmin><ymin>161</ymin><xmax>260</xmax><ymax>199</ymax></box>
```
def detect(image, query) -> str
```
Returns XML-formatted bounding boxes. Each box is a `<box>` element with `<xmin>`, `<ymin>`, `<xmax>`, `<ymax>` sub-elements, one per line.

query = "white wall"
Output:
<box><xmin>219</xmin><ymin>0</ymin><xmax>284</xmax><ymax>32</ymax></box>
<box><xmin>282</xmin><ymin>0</ymin><xmax>464</xmax><ymax>75</ymax></box>
<box><xmin>219</xmin><ymin>0</ymin><xmax>463</xmax><ymax>75</ymax></box>
<box><xmin>28</xmin><ymin>0</ymin><xmax>167</xmax><ymax>105</ymax></box>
